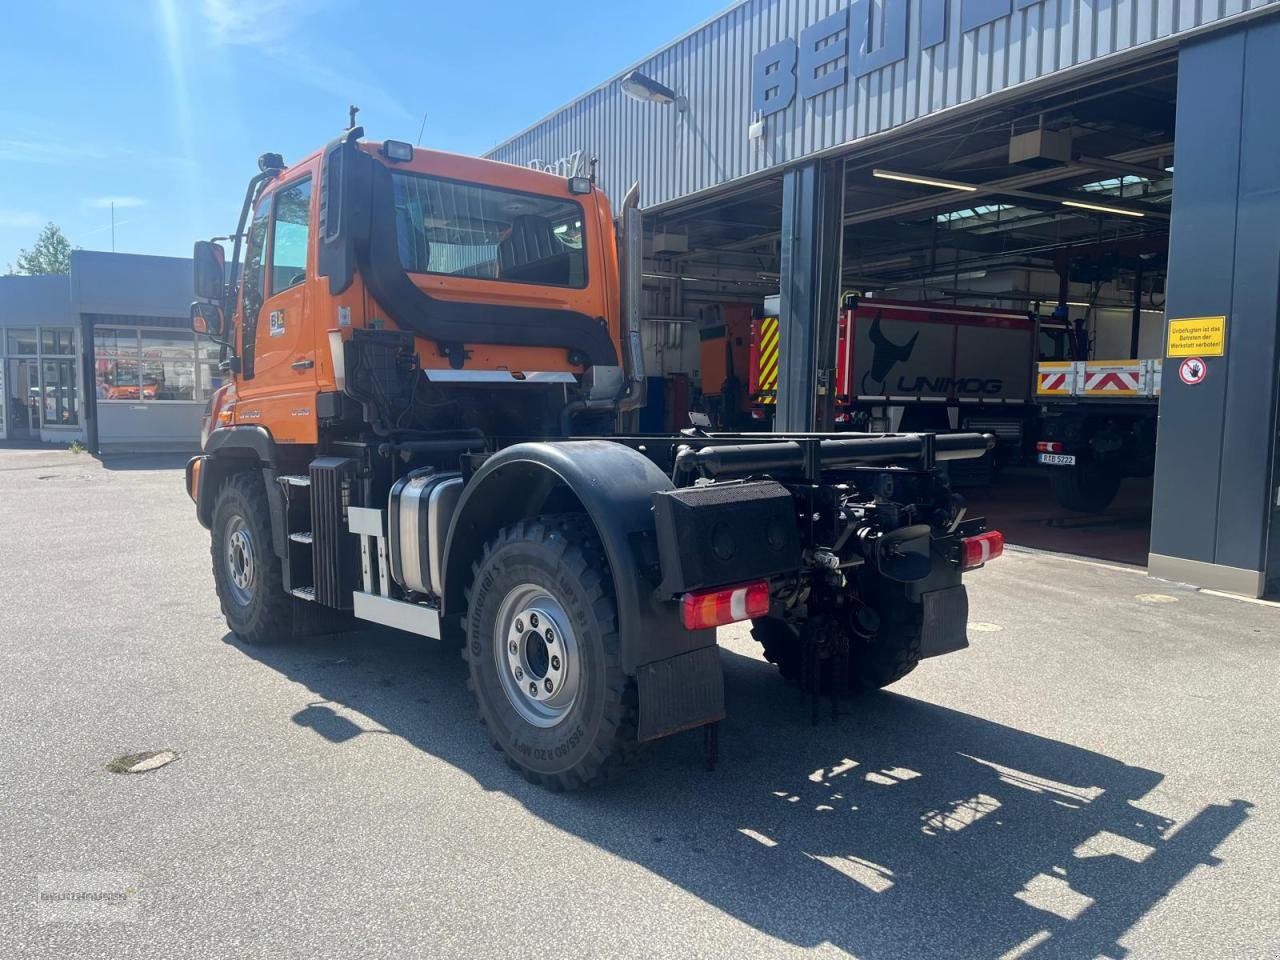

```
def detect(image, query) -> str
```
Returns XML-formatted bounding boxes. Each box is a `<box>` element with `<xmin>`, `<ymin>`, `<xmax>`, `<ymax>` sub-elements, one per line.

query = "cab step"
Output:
<box><xmin>278</xmin><ymin>475</ymin><xmax>311</xmax><ymax>488</ymax></box>
<box><xmin>289</xmin><ymin>531</ymin><xmax>314</xmax><ymax>545</ymax></box>
<box><xmin>291</xmin><ymin>586</ymin><xmax>316</xmax><ymax>601</ymax></box>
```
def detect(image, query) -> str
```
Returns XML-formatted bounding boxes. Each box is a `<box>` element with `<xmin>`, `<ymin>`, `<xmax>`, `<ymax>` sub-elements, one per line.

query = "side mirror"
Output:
<box><xmin>193</xmin><ymin>240</ymin><xmax>226</xmax><ymax>302</ymax></box>
<box><xmin>191</xmin><ymin>301</ymin><xmax>226</xmax><ymax>339</ymax></box>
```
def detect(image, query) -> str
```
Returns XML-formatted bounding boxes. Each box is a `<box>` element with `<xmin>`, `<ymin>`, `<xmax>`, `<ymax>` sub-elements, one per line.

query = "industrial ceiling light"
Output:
<box><xmin>872</xmin><ymin>169</ymin><xmax>978</xmax><ymax>192</ymax></box>
<box><xmin>1061</xmin><ymin>199</ymin><xmax>1145</xmax><ymax>218</ymax></box>
<box><xmin>621</xmin><ymin>70</ymin><xmax>686</xmax><ymax>110</ymax></box>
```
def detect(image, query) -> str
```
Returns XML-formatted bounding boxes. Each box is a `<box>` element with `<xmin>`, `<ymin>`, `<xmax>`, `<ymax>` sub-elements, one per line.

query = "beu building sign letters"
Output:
<box><xmin>752</xmin><ymin>0</ymin><xmax>1054</xmax><ymax>117</ymax></box>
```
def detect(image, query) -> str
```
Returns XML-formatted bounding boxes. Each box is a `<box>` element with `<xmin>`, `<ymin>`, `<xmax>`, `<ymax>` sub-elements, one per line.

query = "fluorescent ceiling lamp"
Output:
<box><xmin>873</xmin><ymin>168</ymin><xmax>978</xmax><ymax>192</ymax></box>
<box><xmin>1061</xmin><ymin>199</ymin><xmax>1145</xmax><ymax>218</ymax></box>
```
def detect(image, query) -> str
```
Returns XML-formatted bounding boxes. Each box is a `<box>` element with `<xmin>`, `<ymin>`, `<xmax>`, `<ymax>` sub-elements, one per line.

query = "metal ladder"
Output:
<box><xmin>277</xmin><ymin>473</ymin><xmax>316</xmax><ymax>602</ymax></box>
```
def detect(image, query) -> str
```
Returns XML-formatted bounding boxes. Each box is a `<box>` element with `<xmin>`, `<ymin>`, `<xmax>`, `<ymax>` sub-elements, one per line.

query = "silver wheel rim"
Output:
<box><xmin>225</xmin><ymin>516</ymin><xmax>256</xmax><ymax>606</ymax></box>
<box><xmin>493</xmin><ymin>583</ymin><xmax>581</xmax><ymax>728</ymax></box>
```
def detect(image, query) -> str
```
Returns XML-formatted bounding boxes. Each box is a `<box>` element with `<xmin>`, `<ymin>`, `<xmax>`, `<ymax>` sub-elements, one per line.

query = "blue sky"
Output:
<box><xmin>0</xmin><ymin>0</ymin><xmax>729</xmax><ymax>270</ymax></box>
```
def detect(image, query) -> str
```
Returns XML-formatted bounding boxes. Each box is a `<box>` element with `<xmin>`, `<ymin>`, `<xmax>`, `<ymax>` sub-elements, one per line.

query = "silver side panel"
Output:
<box><xmin>352</xmin><ymin>592</ymin><xmax>442</xmax><ymax>638</ymax></box>
<box><xmin>388</xmin><ymin>472</ymin><xmax>463</xmax><ymax>597</ymax></box>
<box><xmin>422</xmin><ymin>370</ymin><xmax>576</xmax><ymax>384</ymax></box>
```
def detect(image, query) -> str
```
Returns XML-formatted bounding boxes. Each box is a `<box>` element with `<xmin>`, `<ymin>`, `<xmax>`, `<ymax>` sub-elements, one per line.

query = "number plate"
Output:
<box><xmin>1037</xmin><ymin>453</ymin><xmax>1077</xmax><ymax>466</ymax></box>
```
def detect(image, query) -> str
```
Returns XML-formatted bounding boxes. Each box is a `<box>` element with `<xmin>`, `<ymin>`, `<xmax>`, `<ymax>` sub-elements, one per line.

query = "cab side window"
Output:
<box><xmin>241</xmin><ymin>196</ymin><xmax>270</xmax><ymax>322</ymax></box>
<box><xmin>269</xmin><ymin>177</ymin><xmax>312</xmax><ymax>295</ymax></box>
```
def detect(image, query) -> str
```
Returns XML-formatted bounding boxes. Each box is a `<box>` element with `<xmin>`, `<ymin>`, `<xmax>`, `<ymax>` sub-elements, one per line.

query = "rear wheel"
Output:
<box><xmin>1049</xmin><ymin>461</ymin><xmax>1122</xmax><ymax>513</ymax></box>
<box><xmin>463</xmin><ymin>514</ymin><xmax>639</xmax><ymax>790</ymax></box>
<box><xmin>751</xmin><ymin>590</ymin><xmax>924</xmax><ymax>692</ymax></box>
<box><xmin>211</xmin><ymin>471</ymin><xmax>294</xmax><ymax>645</ymax></box>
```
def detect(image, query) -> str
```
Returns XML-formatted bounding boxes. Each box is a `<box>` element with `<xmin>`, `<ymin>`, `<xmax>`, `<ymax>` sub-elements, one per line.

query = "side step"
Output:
<box><xmin>289</xmin><ymin>531</ymin><xmax>314</xmax><ymax>544</ymax></box>
<box><xmin>279</xmin><ymin>475</ymin><xmax>311</xmax><ymax>487</ymax></box>
<box><xmin>352</xmin><ymin>592</ymin><xmax>441</xmax><ymax>638</ymax></box>
<box><xmin>291</xmin><ymin>586</ymin><xmax>316</xmax><ymax>601</ymax></box>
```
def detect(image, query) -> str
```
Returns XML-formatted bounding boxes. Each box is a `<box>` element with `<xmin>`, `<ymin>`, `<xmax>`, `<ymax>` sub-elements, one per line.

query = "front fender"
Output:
<box><xmin>442</xmin><ymin>440</ymin><xmax>714</xmax><ymax>673</ymax></box>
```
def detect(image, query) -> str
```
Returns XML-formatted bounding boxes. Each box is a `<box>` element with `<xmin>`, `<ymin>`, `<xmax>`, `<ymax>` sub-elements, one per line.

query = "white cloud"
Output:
<box><xmin>0</xmin><ymin>210</ymin><xmax>43</xmax><ymax>229</ymax></box>
<box><xmin>201</xmin><ymin>0</ymin><xmax>317</xmax><ymax>46</ymax></box>
<box><xmin>87</xmin><ymin>196</ymin><xmax>145</xmax><ymax>210</ymax></box>
<box><xmin>198</xmin><ymin>0</ymin><xmax>412</xmax><ymax>124</ymax></box>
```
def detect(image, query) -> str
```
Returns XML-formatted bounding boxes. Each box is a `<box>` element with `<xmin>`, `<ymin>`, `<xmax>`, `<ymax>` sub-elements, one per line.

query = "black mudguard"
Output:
<box><xmin>442</xmin><ymin>440</ymin><xmax>717</xmax><ymax>676</ymax></box>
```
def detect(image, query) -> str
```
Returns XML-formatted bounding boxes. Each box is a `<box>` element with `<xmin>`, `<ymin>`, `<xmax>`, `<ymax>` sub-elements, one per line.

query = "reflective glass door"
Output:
<box><xmin>5</xmin><ymin>359</ymin><xmax>40</xmax><ymax>439</ymax></box>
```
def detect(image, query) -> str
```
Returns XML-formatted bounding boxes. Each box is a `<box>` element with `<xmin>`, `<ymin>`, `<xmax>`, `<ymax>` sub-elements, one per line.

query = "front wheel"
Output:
<box><xmin>463</xmin><ymin>514</ymin><xmax>639</xmax><ymax>790</ymax></box>
<box><xmin>210</xmin><ymin>471</ymin><xmax>294</xmax><ymax>644</ymax></box>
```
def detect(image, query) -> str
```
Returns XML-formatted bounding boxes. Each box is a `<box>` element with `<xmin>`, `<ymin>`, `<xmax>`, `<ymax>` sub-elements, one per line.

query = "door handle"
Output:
<box><xmin>291</xmin><ymin>358</ymin><xmax>314</xmax><ymax>370</ymax></box>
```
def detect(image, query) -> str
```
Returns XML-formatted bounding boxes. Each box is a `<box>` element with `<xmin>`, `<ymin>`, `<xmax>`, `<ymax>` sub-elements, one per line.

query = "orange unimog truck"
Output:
<box><xmin>186</xmin><ymin>126</ymin><xmax>1002</xmax><ymax>789</ymax></box>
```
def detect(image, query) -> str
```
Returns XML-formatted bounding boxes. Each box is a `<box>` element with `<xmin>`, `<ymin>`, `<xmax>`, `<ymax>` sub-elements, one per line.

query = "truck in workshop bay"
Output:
<box><xmin>1035</xmin><ymin>356</ymin><xmax>1161</xmax><ymax>513</ymax></box>
<box><xmin>750</xmin><ymin>296</ymin><xmax>1039</xmax><ymax>470</ymax></box>
<box><xmin>185</xmin><ymin>126</ymin><xmax>1003</xmax><ymax>790</ymax></box>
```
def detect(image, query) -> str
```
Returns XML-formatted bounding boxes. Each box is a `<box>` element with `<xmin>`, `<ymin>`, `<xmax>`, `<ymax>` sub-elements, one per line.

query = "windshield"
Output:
<box><xmin>390</xmin><ymin>171</ymin><xmax>587</xmax><ymax>289</ymax></box>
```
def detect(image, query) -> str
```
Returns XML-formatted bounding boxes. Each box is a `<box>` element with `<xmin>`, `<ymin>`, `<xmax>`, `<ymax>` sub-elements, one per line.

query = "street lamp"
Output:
<box><xmin>621</xmin><ymin>70</ymin><xmax>687</xmax><ymax>111</ymax></box>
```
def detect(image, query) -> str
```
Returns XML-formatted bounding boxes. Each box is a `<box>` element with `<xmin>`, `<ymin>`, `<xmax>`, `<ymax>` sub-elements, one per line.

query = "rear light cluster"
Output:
<box><xmin>1036</xmin><ymin>441</ymin><xmax>1063</xmax><ymax>453</ymax></box>
<box><xmin>681</xmin><ymin>581</ymin><xmax>769</xmax><ymax>630</ymax></box>
<box><xmin>962</xmin><ymin>531</ymin><xmax>1005</xmax><ymax>570</ymax></box>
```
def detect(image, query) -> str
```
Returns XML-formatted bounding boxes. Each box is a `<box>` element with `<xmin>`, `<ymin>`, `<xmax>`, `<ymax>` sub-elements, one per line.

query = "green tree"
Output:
<box><xmin>9</xmin><ymin>223</ymin><xmax>73</xmax><ymax>275</ymax></box>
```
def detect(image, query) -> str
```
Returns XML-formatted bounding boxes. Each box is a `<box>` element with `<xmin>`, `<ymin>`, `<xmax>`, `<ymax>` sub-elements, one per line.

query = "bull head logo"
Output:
<box><xmin>861</xmin><ymin>312</ymin><xmax>919</xmax><ymax>394</ymax></box>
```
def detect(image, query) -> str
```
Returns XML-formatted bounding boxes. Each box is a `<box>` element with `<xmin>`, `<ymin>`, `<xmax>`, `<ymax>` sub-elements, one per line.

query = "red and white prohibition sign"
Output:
<box><xmin>1178</xmin><ymin>357</ymin><xmax>1208</xmax><ymax>386</ymax></box>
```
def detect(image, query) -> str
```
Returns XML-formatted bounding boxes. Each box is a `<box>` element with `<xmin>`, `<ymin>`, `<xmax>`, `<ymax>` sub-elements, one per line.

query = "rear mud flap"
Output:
<box><xmin>636</xmin><ymin>645</ymin><xmax>725</xmax><ymax>742</ymax></box>
<box><xmin>919</xmin><ymin>585</ymin><xmax>970</xmax><ymax>659</ymax></box>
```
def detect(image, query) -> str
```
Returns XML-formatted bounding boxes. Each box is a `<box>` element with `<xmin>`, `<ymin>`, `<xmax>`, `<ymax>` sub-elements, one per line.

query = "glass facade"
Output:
<box><xmin>94</xmin><ymin>326</ymin><xmax>217</xmax><ymax>402</ymax></box>
<box><xmin>1</xmin><ymin>326</ymin><xmax>79</xmax><ymax>436</ymax></box>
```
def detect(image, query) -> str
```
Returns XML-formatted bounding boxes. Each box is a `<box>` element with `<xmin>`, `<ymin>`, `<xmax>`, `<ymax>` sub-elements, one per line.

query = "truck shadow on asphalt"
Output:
<box><xmin>227</xmin><ymin>627</ymin><xmax>1250</xmax><ymax>960</ymax></box>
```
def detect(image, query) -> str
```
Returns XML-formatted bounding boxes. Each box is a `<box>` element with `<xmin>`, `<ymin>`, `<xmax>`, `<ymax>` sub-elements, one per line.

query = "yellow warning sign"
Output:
<box><xmin>1167</xmin><ymin>316</ymin><xmax>1226</xmax><ymax>358</ymax></box>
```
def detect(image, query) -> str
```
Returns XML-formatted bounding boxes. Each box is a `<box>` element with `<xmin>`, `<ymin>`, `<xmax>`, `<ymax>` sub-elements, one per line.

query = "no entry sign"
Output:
<box><xmin>1179</xmin><ymin>357</ymin><xmax>1208</xmax><ymax>386</ymax></box>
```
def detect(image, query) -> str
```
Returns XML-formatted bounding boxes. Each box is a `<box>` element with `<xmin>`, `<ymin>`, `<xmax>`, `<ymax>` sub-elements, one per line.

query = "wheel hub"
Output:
<box><xmin>225</xmin><ymin>518</ymin><xmax>255</xmax><ymax>605</ymax></box>
<box><xmin>495</xmin><ymin>585</ymin><xmax>580</xmax><ymax>728</ymax></box>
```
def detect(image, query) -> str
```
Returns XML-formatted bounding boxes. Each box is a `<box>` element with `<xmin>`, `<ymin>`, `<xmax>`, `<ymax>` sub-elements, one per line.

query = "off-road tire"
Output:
<box><xmin>463</xmin><ymin>514</ymin><xmax>640</xmax><ymax>791</ymax></box>
<box><xmin>211</xmin><ymin>471</ymin><xmax>295</xmax><ymax>645</ymax></box>
<box><xmin>849</xmin><ymin>591</ymin><xmax>923</xmax><ymax>691</ymax></box>
<box><xmin>751</xmin><ymin>617</ymin><xmax>801</xmax><ymax>680</ymax></box>
<box><xmin>1049</xmin><ymin>462</ymin><xmax>1122</xmax><ymax>513</ymax></box>
<box><xmin>751</xmin><ymin>593</ymin><xmax>924</xmax><ymax>692</ymax></box>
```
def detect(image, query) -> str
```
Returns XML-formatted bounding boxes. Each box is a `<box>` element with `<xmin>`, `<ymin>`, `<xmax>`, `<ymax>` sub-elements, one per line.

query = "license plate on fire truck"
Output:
<box><xmin>1037</xmin><ymin>453</ymin><xmax>1077</xmax><ymax>466</ymax></box>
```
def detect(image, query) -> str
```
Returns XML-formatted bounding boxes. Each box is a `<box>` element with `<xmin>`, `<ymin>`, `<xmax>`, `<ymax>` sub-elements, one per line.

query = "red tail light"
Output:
<box><xmin>1036</xmin><ymin>441</ymin><xmax>1063</xmax><ymax>453</ymax></box>
<box><xmin>962</xmin><ymin>531</ymin><xmax>1004</xmax><ymax>570</ymax></box>
<box><xmin>681</xmin><ymin>581</ymin><xmax>770</xmax><ymax>630</ymax></box>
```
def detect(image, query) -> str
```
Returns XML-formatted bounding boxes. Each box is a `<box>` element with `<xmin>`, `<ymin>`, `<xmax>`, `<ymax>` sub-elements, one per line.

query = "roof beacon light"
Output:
<box><xmin>872</xmin><ymin>169</ymin><xmax>978</xmax><ymax>192</ymax></box>
<box><xmin>381</xmin><ymin>140</ymin><xmax>414</xmax><ymax>163</ymax></box>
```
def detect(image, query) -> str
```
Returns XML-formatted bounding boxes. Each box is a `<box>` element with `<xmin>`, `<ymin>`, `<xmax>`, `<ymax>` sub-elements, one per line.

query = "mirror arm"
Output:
<box><xmin>222</xmin><ymin>168</ymin><xmax>278</xmax><ymax>356</ymax></box>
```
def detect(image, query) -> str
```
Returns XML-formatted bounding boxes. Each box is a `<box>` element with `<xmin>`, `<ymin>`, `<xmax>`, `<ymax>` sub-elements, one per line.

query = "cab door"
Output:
<box><xmin>236</xmin><ymin>169</ymin><xmax>319</xmax><ymax>444</ymax></box>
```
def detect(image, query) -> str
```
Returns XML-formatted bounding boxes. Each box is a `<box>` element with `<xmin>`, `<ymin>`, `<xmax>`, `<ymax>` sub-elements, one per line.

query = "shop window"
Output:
<box><xmin>41</xmin><ymin>358</ymin><xmax>78</xmax><ymax>426</ymax></box>
<box><xmin>7</xmin><ymin>328</ymin><xmax>37</xmax><ymax>356</ymax></box>
<box><xmin>96</xmin><ymin>357</ymin><xmax>142</xmax><ymax>401</ymax></box>
<box><xmin>41</xmin><ymin>327</ymin><xmax>75</xmax><ymax>356</ymax></box>
<box><xmin>140</xmin><ymin>330</ymin><xmax>196</xmax><ymax>401</ymax></box>
<box><xmin>95</xmin><ymin>326</ymin><xmax>206</xmax><ymax>402</ymax></box>
<box><xmin>200</xmin><ymin>339</ymin><xmax>226</xmax><ymax>402</ymax></box>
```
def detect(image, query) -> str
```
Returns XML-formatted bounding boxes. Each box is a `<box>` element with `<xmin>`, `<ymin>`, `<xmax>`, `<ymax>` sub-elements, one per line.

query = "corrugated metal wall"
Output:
<box><xmin>485</xmin><ymin>0</ymin><xmax>1278</xmax><ymax>209</ymax></box>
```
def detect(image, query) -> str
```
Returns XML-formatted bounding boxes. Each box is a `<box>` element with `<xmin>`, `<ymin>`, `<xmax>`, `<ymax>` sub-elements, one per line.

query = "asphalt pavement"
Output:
<box><xmin>1</xmin><ymin>447</ymin><xmax>1277</xmax><ymax>959</ymax></box>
